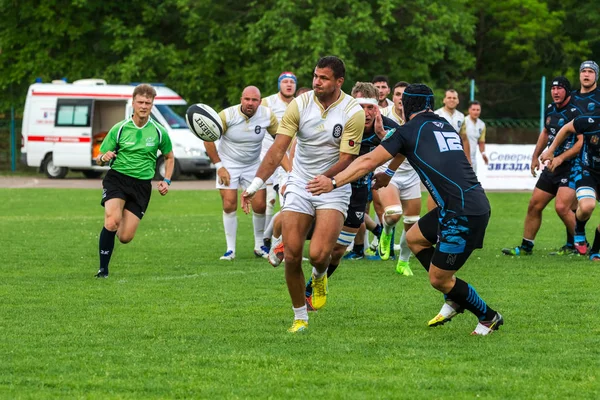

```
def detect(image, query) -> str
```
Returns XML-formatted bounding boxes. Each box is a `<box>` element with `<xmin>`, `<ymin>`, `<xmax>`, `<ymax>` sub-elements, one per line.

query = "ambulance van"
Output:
<box><xmin>21</xmin><ymin>79</ymin><xmax>213</xmax><ymax>179</ymax></box>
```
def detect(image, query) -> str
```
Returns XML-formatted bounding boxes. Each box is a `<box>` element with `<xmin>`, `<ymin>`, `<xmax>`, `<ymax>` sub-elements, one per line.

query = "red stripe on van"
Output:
<box><xmin>31</xmin><ymin>91</ymin><xmax>182</xmax><ymax>100</ymax></box>
<box><xmin>28</xmin><ymin>135</ymin><xmax>91</xmax><ymax>143</ymax></box>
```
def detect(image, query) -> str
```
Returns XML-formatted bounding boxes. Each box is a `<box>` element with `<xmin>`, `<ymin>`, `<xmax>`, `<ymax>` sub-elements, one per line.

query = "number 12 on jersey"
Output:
<box><xmin>433</xmin><ymin>131</ymin><xmax>463</xmax><ymax>152</ymax></box>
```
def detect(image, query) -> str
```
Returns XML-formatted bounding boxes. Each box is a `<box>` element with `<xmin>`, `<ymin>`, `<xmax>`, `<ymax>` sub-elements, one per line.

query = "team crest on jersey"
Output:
<box><xmin>545</xmin><ymin>117</ymin><xmax>551</xmax><ymax>125</ymax></box>
<box><xmin>332</xmin><ymin>124</ymin><xmax>343</xmax><ymax>138</ymax></box>
<box><xmin>457</xmin><ymin>121</ymin><xmax>462</xmax><ymax>128</ymax></box>
<box><xmin>254</xmin><ymin>126</ymin><xmax>262</xmax><ymax>134</ymax></box>
<box><xmin>591</xmin><ymin>135</ymin><xmax>599</xmax><ymax>145</ymax></box>
<box><xmin>588</xmin><ymin>103</ymin><xmax>596</xmax><ymax>112</ymax></box>
<box><xmin>558</xmin><ymin>118</ymin><xmax>565</xmax><ymax>127</ymax></box>
<box><xmin>433</xmin><ymin>122</ymin><xmax>444</xmax><ymax>128</ymax></box>
<box><xmin>478</xmin><ymin>128</ymin><xmax>483</xmax><ymax>134</ymax></box>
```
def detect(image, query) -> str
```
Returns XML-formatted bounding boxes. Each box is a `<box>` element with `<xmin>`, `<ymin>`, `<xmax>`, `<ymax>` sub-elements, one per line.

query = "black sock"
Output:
<box><xmin>575</xmin><ymin>216</ymin><xmax>588</xmax><ymax>238</ymax></box>
<box><xmin>353</xmin><ymin>244</ymin><xmax>364</xmax><ymax>256</ymax></box>
<box><xmin>99</xmin><ymin>227</ymin><xmax>117</xmax><ymax>273</ymax></box>
<box><xmin>591</xmin><ymin>228</ymin><xmax>600</xmax><ymax>254</ymax></box>
<box><xmin>520</xmin><ymin>238</ymin><xmax>534</xmax><ymax>252</ymax></box>
<box><xmin>447</xmin><ymin>278</ymin><xmax>496</xmax><ymax>321</ymax></box>
<box><xmin>327</xmin><ymin>263</ymin><xmax>339</xmax><ymax>278</ymax></box>
<box><xmin>415</xmin><ymin>247</ymin><xmax>435</xmax><ymax>272</ymax></box>
<box><xmin>372</xmin><ymin>224</ymin><xmax>382</xmax><ymax>239</ymax></box>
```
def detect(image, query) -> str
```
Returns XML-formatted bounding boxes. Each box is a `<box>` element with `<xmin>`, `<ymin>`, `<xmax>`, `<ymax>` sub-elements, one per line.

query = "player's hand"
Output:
<box><xmin>241</xmin><ymin>191</ymin><xmax>254</xmax><ymax>214</ymax></box>
<box><xmin>157</xmin><ymin>180</ymin><xmax>169</xmax><ymax>196</ymax></box>
<box><xmin>531</xmin><ymin>157</ymin><xmax>540</xmax><ymax>177</ymax></box>
<box><xmin>540</xmin><ymin>150</ymin><xmax>554</xmax><ymax>164</ymax></box>
<box><xmin>217</xmin><ymin>166</ymin><xmax>230</xmax><ymax>186</ymax></box>
<box><xmin>306</xmin><ymin>175</ymin><xmax>334</xmax><ymax>195</ymax></box>
<box><xmin>372</xmin><ymin>172</ymin><xmax>391</xmax><ymax>190</ymax></box>
<box><xmin>97</xmin><ymin>151</ymin><xmax>116</xmax><ymax>165</ymax></box>
<box><xmin>482</xmin><ymin>153</ymin><xmax>489</xmax><ymax>165</ymax></box>
<box><xmin>549</xmin><ymin>156</ymin><xmax>564</xmax><ymax>172</ymax></box>
<box><xmin>374</xmin><ymin>107</ymin><xmax>386</xmax><ymax>138</ymax></box>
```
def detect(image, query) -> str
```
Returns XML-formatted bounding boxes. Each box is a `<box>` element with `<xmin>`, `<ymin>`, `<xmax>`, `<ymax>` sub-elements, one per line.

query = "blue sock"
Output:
<box><xmin>447</xmin><ymin>278</ymin><xmax>496</xmax><ymax>321</ymax></box>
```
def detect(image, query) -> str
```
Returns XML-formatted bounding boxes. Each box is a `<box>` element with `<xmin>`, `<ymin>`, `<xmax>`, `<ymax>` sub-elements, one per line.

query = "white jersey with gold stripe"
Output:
<box><xmin>434</xmin><ymin>107</ymin><xmax>465</xmax><ymax>132</ymax></box>
<box><xmin>278</xmin><ymin>90</ymin><xmax>365</xmax><ymax>182</ymax></box>
<box><xmin>460</xmin><ymin>117</ymin><xmax>486</xmax><ymax>161</ymax></box>
<box><xmin>218</xmin><ymin>105</ymin><xmax>278</xmax><ymax>165</ymax></box>
<box><xmin>260</xmin><ymin>93</ymin><xmax>292</xmax><ymax>159</ymax></box>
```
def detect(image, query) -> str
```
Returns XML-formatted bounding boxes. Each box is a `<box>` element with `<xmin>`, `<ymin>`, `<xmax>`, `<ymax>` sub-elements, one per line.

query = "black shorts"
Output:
<box><xmin>101</xmin><ymin>169</ymin><xmax>152</xmax><ymax>219</ymax></box>
<box><xmin>536</xmin><ymin>167</ymin><xmax>574</xmax><ymax>195</ymax></box>
<box><xmin>345</xmin><ymin>185</ymin><xmax>369</xmax><ymax>229</ymax></box>
<box><xmin>418</xmin><ymin>208</ymin><xmax>490</xmax><ymax>271</ymax></box>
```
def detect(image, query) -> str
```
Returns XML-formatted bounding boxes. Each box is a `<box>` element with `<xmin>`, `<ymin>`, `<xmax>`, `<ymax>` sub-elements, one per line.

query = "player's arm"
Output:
<box><xmin>96</xmin><ymin>125</ymin><xmax>118</xmax><ymax>165</ymax></box>
<box><xmin>530</xmin><ymin>128</ymin><xmax>549</xmax><ymax>177</ymax></box>
<box><xmin>478</xmin><ymin>125</ymin><xmax>488</xmax><ymax>164</ymax></box>
<box><xmin>541</xmin><ymin>120</ymin><xmax>576</xmax><ymax>162</ymax></box>
<box><xmin>549</xmin><ymin>133</ymin><xmax>583</xmax><ymax>172</ymax></box>
<box><xmin>307</xmin><ymin>146</ymin><xmax>393</xmax><ymax>195</ymax></box>
<box><xmin>205</xmin><ymin>110</ymin><xmax>230</xmax><ymax>185</ymax></box>
<box><xmin>372</xmin><ymin>153</ymin><xmax>406</xmax><ymax>190</ymax></box>
<box><xmin>459</xmin><ymin>124</ymin><xmax>471</xmax><ymax>164</ymax></box>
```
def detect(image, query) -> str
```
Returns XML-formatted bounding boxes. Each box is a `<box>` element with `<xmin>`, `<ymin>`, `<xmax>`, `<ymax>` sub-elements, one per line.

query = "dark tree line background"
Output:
<box><xmin>0</xmin><ymin>0</ymin><xmax>598</xmax><ymax>118</ymax></box>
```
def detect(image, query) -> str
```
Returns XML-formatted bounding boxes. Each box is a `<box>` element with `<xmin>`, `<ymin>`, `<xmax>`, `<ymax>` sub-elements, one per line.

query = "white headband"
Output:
<box><xmin>356</xmin><ymin>97</ymin><xmax>378</xmax><ymax>105</ymax></box>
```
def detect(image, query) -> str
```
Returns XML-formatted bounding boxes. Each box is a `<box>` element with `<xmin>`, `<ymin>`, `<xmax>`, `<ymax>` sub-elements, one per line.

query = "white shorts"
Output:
<box><xmin>216</xmin><ymin>160</ymin><xmax>266</xmax><ymax>190</ymax></box>
<box><xmin>281</xmin><ymin>176</ymin><xmax>351</xmax><ymax>218</ymax></box>
<box><xmin>390</xmin><ymin>170</ymin><xmax>422</xmax><ymax>200</ymax></box>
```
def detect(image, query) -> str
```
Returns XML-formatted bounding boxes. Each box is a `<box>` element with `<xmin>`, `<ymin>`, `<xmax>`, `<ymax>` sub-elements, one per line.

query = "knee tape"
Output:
<box><xmin>576</xmin><ymin>186</ymin><xmax>596</xmax><ymax>201</ymax></box>
<box><xmin>337</xmin><ymin>230</ymin><xmax>357</xmax><ymax>246</ymax></box>
<box><xmin>383</xmin><ymin>205</ymin><xmax>403</xmax><ymax>216</ymax></box>
<box><xmin>403</xmin><ymin>215</ymin><xmax>420</xmax><ymax>224</ymax></box>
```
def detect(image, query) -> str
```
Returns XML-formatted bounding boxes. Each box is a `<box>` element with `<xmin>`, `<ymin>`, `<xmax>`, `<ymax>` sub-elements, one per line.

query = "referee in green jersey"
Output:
<box><xmin>95</xmin><ymin>84</ymin><xmax>174</xmax><ymax>278</ymax></box>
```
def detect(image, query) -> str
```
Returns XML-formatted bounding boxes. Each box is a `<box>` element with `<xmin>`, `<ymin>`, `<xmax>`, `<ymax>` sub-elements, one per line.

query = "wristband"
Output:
<box><xmin>246</xmin><ymin>177</ymin><xmax>264</xmax><ymax>195</ymax></box>
<box><xmin>384</xmin><ymin>168</ymin><xmax>395</xmax><ymax>177</ymax></box>
<box><xmin>163</xmin><ymin>178</ymin><xmax>171</xmax><ymax>186</ymax></box>
<box><xmin>215</xmin><ymin>162</ymin><xmax>223</xmax><ymax>170</ymax></box>
<box><xmin>331</xmin><ymin>178</ymin><xmax>337</xmax><ymax>189</ymax></box>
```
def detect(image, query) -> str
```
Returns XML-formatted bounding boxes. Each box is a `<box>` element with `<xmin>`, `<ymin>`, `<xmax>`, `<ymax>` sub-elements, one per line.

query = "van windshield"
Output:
<box><xmin>155</xmin><ymin>105</ymin><xmax>188</xmax><ymax>129</ymax></box>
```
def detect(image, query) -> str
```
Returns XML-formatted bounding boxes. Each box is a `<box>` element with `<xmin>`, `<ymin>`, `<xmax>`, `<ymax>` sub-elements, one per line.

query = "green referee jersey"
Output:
<box><xmin>100</xmin><ymin>117</ymin><xmax>173</xmax><ymax>180</ymax></box>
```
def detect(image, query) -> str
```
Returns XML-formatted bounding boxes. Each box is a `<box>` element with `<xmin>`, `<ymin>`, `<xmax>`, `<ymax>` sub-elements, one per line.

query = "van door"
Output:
<box><xmin>52</xmin><ymin>99</ymin><xmax>94</xmax><ymax>167</ymax></box>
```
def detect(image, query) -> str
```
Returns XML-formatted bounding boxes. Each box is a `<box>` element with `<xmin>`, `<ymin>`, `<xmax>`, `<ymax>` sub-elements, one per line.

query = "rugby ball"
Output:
<box><xmin>185</xmin><ymin>104</ymin><xmax>223</xmax><ymax>142</ymax></box>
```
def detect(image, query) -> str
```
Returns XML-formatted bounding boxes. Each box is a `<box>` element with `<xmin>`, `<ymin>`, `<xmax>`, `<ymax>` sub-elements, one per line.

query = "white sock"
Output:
<box><xmin>383</xmin><ymin>216</ymin><xmax>395</xmax><ymax>235</ymax></box>
<box><xmin>264</xmin><ymin>211</ymin><xmax>279</xmax><ymax>239</ymax></box>
<box><xmin>272</xmin><ymin>234</ymin><xmax>282</xmax><ymax>248</ymax></box>
<box><xmin>223</xmin><ymin>211</ymin><xmax>237</xmax><ymax>252</ymax></box>
<box><xmin>293</xmin><ymin>305</ymin><xmax>308</xmax><ymax>321</ymax></box>
<box><xmin>400</xmin><ymin>229</ymin><xmax>411</xmax><ymax>261</ymax></box>
<box><xmin>312</xmin><ymin>267</ymin><xmax>326</xmax><ymax>279</ymax></box>
<box><xmin>253</xmin><ymin>213</ymin><xmax>266</xmax><ymax>249</ymax></box>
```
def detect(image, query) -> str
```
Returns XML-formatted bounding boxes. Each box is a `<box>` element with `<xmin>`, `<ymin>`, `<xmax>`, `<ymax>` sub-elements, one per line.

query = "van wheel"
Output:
<box><xmin>42</xmin><ymin>154</ymin><xmax>68</xmax><ymax>179</ymax></box>
<box><xmin>82</xmin><ymin>170</ymin><xmax>104</xmax><ymax>179</ymax></box>
<box><xmin>155</xmin><ymin>156</ymin><xmax>180</xmax><ymax>181</ymax></box>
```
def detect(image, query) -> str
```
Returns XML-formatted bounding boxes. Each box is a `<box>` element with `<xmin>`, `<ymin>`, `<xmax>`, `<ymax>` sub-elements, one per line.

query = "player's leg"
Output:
<box><xmin>552</xmin><ymin>186</ymin><xmax>577</xmax><ymax>255</ymax></box>
<box><xmin>397</xmin><ymin>197</ymin><xmax>421</xmax><ymax>276</ymax></box>
<box><xmin>282</xmin><ymin>210</ymin><xmax>313</xmax><ymax>332</ymax></box>
<box><xmin>502</xmin><ymin>173</ymin><xmax>555</xmax><ymax>255</ymax></box>
<box><xmin>306</xmin><ymin>208</ymin><xmax>345</xmax><ymax>310</ymax></box>
<box><xmin>219</xmin><ymin>188</ymin><xmax>238</xmax><ymax>260</ymax></box>
<box><xmin>263</xmin><ymin>183</ymin><xmax>277</xmax><ymax>249</ymax></box>
<box><xmin>98</xmin><ymin>197</ymin><xmax>126</xmax><ymax>277</ymax></box>
<box><xmin>573</xmin><ymin>171</ymin><xmax>598</xmax><ymax>255</ymax></box>
<box><xmin>250</xmin><ymin>188</ymin><xmax>268</xmax><ymax>258</ymax></box>
<box><xmin>376</xmin><ymin>184</ymin><xmax>402</xmax><ymax>260</ymax></box>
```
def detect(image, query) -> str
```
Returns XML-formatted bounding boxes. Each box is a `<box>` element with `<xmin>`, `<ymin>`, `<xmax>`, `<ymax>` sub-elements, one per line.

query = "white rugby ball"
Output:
<box><xmin>185</xmin><ymin>103</ymin><xmax>223</xmax><ymax>142</ymax></box>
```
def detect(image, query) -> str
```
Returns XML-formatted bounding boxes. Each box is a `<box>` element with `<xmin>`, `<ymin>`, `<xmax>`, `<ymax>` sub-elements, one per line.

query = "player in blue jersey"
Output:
<box><xmin>571</xmin><ymin>61</ymin><xmax>599</xmax><ymax>115</ymax></box>
<box><xmin>304</xmin><ymin>82</ymin><xmax>399</xmax><ymax>309</ymax></box>
<box><xmin>308</xmin><ymin>84</ymin><xmax>503</xmax><ymax>335</ymax></box>
<box><xmin>542</xmin><ymin>109</ymin><xmax>600</xmax><ymax>259</ymax></box>
<box><xmin>502</xmin><ymin>77</ymin><xmax>583</xmax><ymax>256</ymax></box>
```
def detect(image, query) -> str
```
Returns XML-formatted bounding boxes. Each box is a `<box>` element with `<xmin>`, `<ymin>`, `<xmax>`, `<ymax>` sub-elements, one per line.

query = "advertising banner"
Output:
<box><xmin>475</xmin><ymin>144</ymin><xmax>541</xmax><ymax>191</ymax></box>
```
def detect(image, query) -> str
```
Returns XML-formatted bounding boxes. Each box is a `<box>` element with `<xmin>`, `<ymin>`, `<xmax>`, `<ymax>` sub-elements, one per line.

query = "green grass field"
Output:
<box><xmin>1</xmin><ymin>189</ymin><xmax>599</xmax><ymax>399</ymax></box>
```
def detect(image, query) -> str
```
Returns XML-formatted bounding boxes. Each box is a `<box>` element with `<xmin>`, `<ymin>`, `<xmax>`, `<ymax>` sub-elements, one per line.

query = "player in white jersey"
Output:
<box><xmin>242</xmin><ymin>56</ymin><xmax>365</xmax><ymax>333</ymax></box>
<box><xmin>204</xmin><ymin>86</ymin><xmax>279</xmax><ymax>261</ymax></box>
<box><xmin>260</xmin><ymin>72</ymin><xmax>297</xmax><ymax>250</ymax></box>
<box><xmin>459</xmin><ymin>101</ymin><xmax>488</xmax><ymax>173</ymax></box>
<box><xmin>377</xmin><ymin>81</ymin><xmax>422</xmax><ymax>275</ymax></box>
